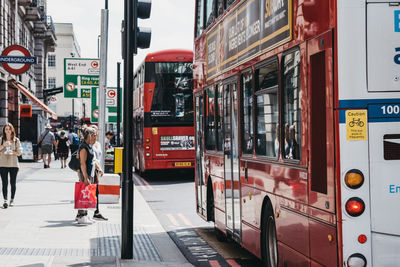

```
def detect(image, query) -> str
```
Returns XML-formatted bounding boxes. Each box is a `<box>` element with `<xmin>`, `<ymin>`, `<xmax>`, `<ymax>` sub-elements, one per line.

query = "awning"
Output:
<box><xmin>8</xmin><ymin>79</ymin><xmax>58</xmax><ymax>120</ymax></box>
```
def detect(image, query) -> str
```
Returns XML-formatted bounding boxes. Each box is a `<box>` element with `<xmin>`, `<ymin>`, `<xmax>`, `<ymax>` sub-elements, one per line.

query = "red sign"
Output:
<box><xmin>93</xmin><ymin>109</ymin><xmax>99</xmax><ymax>119</ymax></box>
<box><xmin>91</xmin><ymin>61</ymin><xmax>99</xmax><ymax>68</ymax></box>
<box><xmin>107</xmin><ymin>89</ymin><xmax>116</xmax><ymax>98</ymax></box>
<box><xmin>66</xmin><ymin>82</ymin><xmax>75</xmax><ymax>92</ymax></box>
<box><xmin>1</xmin><ymin>45</ymin><xmax>36</xmax><ymax>75</ymax></box>
<box><xmin>20</xmin><ymin>104</ymin><xmax>32</xmax><ymax>117</ymax></box>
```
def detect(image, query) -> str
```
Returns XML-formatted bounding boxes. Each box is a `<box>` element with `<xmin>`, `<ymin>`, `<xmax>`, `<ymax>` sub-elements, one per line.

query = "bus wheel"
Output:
<box><xmin>215</xmin><ymin>226</ymin><xmax>227</xmax><ymax>242</ymax></box>
<box><xmin>262</xmin><ymin>204</ymin><xmax>278</xmax><ymax>267</ymax></box>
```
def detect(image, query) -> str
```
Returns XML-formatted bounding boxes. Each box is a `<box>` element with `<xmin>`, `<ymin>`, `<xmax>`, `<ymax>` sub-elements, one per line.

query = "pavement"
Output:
<box><xmin>0</xmin><ymin>160</ymin><xmax>193</xmax><ymax>267</ymax></box>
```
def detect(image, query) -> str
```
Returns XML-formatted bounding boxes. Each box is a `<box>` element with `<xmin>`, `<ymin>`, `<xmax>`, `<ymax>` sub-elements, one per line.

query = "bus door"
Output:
<box><xmin>223</xmin><ymin>80</ymin><xmax>241</xmax><ymax>241</ymax></box>
<box><xmin>195</xmin><ymin>94</ymin><xmax>206</xmax><ymax>217</ymax></box>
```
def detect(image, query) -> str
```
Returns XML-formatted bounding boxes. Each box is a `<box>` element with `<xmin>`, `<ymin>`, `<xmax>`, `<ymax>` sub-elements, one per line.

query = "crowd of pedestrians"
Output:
<box><xmin>0</xmin><ymin>121</ymin><xmax>114</xmax><ymax>226</ymax></box>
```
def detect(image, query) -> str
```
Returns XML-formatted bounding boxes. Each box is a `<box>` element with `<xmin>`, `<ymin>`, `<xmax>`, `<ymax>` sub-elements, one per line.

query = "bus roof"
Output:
<box><xmin>145</xmin><ymin>49</ymin><xmax>193</xmax><ymax>62</ymax></box>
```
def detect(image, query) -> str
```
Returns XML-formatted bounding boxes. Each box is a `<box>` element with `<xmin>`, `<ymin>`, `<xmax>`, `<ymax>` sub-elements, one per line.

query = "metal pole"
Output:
<box><xmin>117</xmin><ymin>62</ymin><xmax>121</xmax><ymax>146</ymax></box>
<box><xmin>122</xmin><ymin>0</ymin><xmax>134</xmax><ymax>259</ymax></box>
<box><xmin>99</xmin><ymin>8</ymin><xmax>109</xmax><ymax>170</ymax></box>
<box><xmin>71</xmin><ymin>99</ymin><xmax>74</xmax><ymax>130</ymax></box>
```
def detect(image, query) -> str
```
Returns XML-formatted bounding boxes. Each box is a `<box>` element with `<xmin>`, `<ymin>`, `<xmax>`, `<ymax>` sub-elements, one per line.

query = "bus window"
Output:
<box><xmin>206</xmin><ymin>0</ymin><xmax>216</xmax><ymax>28</ymax></box>
<box><xmin>205</xmin><ymin>86</ymin><xmax>216</xmax><ymax>150</ymax></box>
<box><xmin>216</xmin><ymin>84</ymin><xmax>224</xmax><ymax>151</ymax></box>
<box><xmin>150</xmin><ymin>62</ymin><xmax>194</xmax><ymax>126</ymax></box>
<box><xmin>282</xmin><ymin>50</ymin><xmax>301</xmax><ymax>160</ymax></box>
<box><xmin>217</xmin><ymin>0</ymin><xmax>225</xmax><ymax>17</ymax></box>
<box><xmin>196</xmin><ymin>0</ymin><xmax>205</xmax><ymax>37</ymax></box>
<box><xmin>255</xmin><ymin>61</ymin><xmax>279</xmax><ymax>158</ymax></box>
<box><xmin>241</xmin><ymin>71</ymin><xmax>253</xmax><ymax>155</ymax></box>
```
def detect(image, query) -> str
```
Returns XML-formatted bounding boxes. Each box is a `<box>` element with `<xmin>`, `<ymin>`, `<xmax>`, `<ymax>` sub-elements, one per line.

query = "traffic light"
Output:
<box><xmin>133</xmin><ymin>0</ymin><xmax>152</xmax><ymax>54</ymax></box>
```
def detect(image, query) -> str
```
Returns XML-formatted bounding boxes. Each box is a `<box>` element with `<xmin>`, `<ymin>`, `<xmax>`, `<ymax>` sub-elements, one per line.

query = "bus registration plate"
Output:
<box><xmin>174</xmin><ymin>162</ymin><xmax>191</xmax><ymax>167</ymax></box>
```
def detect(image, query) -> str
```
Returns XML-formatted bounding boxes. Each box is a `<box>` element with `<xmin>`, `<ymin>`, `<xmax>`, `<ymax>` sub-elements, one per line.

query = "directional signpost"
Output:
<box><xmin>91</xmin><ymin>87</ymin><xmax>122</xmax><ymax>123</ymax></box>
<box><xmin>0</xmin><ymin>45</ymin><xmax>36</xmax><ymax>75</ymax></box>
<box><xmin>64</xmin><ymin>58</ymin><xmax>100</xmax><ymax>98</ymax></box>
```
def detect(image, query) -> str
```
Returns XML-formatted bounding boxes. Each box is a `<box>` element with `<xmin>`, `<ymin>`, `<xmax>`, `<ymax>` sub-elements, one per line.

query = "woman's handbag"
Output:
<box><xmin>74</xmin><ymin>182</ymin><xmax>97</xmax><ymax>209</ymax></box>
<box><xmin>68</xmin><ymin>150</ymin><xmax>80</xmax><ymax>172</ymax></box>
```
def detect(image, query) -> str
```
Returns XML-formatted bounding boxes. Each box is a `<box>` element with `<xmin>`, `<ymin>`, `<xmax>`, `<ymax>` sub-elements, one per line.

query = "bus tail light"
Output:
<box><xmin>345</xmin><ymin>169</ymin><xmax>364</xmax><ymax>189</ymax></box>
<box><xmin>346</xmin><ymin>197</ymin><xmax>365</xmax><ymax>217</ymax></box>
<box><xmin>145</xmin><ymin>145</ymin><xmax>150</xmax><ymax>150</ymax></box>
<box><xmin>146</xmin><ymin>138</ymin><xmax>150</xmax><ymax>143</ymax></box>
<box><xmin>146</xmin><ymin>153</ymin><xmax>150</xmax><ymax>157</ymax></box>
<box><xmin>358</xmin><ymin>234</ymin><xmax>367</xmax><ymax>244</ymax></box>
<box><xmin>347</xmin><ymin>253</ymin><xmax>367</xmax><ymax>267</ymax></box>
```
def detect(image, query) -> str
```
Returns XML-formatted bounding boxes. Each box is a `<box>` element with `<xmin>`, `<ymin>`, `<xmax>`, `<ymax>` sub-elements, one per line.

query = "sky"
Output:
<box><xmin>47</xmin><ymin>0</ymin><xmax>195</xmax><ymax>87</ymax></box>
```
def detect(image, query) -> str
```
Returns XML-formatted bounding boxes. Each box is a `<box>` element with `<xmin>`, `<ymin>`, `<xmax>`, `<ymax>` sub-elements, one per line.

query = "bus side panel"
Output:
<box><xmin>278</xmin><ymin>242</ymin><xmax>310</xmax><ymax>267</ymax></box>
<box><xmin>241</xmin><ymin>222</ymin><xmax>261</xmax><ymax>259</ymax></box>
<box><xmin>309</xmin><ymin>219</ymin><xmax>338</xmax><ymax>267</ymax></box>
<box><xmin>276</xmin><ymin>207</ymin><xmax>309</xmax><ymax>258</ymax></box>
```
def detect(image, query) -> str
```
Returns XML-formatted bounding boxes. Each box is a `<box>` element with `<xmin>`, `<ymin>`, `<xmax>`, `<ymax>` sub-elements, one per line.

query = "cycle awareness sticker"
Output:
<box><xmin>346</xmin><ymin>110</ymin><xmax>368</xmax><ymax>140</ymax></box>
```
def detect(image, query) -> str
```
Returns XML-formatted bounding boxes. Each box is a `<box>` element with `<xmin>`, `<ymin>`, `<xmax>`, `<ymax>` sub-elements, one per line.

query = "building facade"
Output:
<box><xmin>47</xmin><ymin>23</ymin><xmax>89</xmax><ymax>121</ymax></box>
<box><xmin>0</xmin><ymin>0</ymin><xmax>56</xmax><ymax>138</ymax></box>
<box><xmin>0</xmin><ymin>0</ymin><xmax>56</xmax><ymax>145</ymax></box>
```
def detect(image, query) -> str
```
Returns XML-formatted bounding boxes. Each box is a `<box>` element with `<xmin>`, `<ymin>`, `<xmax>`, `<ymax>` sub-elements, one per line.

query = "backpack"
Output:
<box><xmin>72</xmin><ymin>134</ymin><xmax>80</xmax><ymax>145</ymax></box>
<box><xmin>68</xmin><ymin>149</ymin><xmax>80</xmax><ymax>172</ymax></box>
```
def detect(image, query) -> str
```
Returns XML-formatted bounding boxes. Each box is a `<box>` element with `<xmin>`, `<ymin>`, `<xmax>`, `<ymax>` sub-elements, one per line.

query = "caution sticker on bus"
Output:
<box><xmin>174</xmin><ymin>162</ymin><xmax>192</xmax><ymax>167</ymax></box>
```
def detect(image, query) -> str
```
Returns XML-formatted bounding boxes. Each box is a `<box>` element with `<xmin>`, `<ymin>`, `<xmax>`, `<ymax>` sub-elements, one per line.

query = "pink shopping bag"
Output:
<box><xmin>74</xmin><ymin>182</ymin><xmax>97</xmax><ymax>209</ymax></box>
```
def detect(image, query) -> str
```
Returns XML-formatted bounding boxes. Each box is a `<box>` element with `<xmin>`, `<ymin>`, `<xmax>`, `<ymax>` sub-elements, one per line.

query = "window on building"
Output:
<box><xmin>48</xmin><ymin>77</ymin><xmax>56</xmax><ymax>89</ymax></box>
<box><xmin>216</xmin><ymin>84</ymin><xmax>223</xmax><ymax>151</ymax></box>
<box><xmin>205</xmin><ymin>86</ymin><xmax>216</xmax><ymax>150</ymax></box>
<box><xmin>241</xmin><ymin>70</ymin><xmax>253</xmax><ymax>155</ymax></box>
<box><xmin>48</xmin><ymin>55</ymin><xmax>56</xmax><ymax>67</ymax></box>
<box><xmin>282</xmin><ymin>50</ymin><xmax>301</xmax><ymax>160</ymax></box>
<box><xmin>255</xmin><ymin>60</ymin><xmax>279</xmax><ymax>157</ymax></box>
<box><xmin>226</xmin><ymin>0</ymin><xmax>237</xmax><ymax>7</ymax></box>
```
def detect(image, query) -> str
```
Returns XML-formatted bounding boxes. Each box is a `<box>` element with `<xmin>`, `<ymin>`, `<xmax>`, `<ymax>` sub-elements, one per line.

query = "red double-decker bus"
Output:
<box><xmin>133</xmin><ymin>49</ymin><xmax>195</xmax><ymax>175</ymax></box>
<box><xmin>194</xmin><ymin>0</ymin><xmax>400</xmax><ymax>266</ymax></box>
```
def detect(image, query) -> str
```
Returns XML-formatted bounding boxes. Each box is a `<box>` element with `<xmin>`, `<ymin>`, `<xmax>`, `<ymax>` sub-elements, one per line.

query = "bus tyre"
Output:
<box><xmin>215</xmin><ymin>226</ymin><xmax>227</xmax><ymax>242</ymax></box>
<box><xmin>261</xmin><ymin>204</ymin><xmax>278</xmax><ymax>267</ymax></box>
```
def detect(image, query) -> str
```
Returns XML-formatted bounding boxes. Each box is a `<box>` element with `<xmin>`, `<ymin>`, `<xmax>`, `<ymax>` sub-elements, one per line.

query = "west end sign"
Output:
<box><xmin>64</xmin><ymin>58</ymin><xmax>100</xmax><ymax>98</ymax></box>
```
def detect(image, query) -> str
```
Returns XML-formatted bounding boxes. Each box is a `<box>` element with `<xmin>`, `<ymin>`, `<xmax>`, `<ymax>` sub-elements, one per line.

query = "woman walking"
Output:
<box><xmin>56</xmin><ymin>131</ymin><xmax>70</xmax><ymax>168</ymax></box>
<box><xmin>0</xmin><ymin>123</ymin><xmax>22</xmax><ymax>208</ymax></box>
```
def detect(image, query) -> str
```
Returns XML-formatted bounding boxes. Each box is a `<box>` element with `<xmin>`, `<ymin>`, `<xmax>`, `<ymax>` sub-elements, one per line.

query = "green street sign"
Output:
<box><xmin>91</xmin><ymin>87</ymin><xmax>123</xmax><ymax>123</ymax></box>
<box><xmin>64</xmin><ymin>58</ymin><xmax>100</xmax><ymax>98</ymax></box>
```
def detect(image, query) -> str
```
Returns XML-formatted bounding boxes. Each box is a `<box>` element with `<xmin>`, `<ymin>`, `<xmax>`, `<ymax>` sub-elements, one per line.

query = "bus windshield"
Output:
<box><xmin>150</xmin><ymin>62</ymin><xmax>193</xmax><ymax>125</ymax></box>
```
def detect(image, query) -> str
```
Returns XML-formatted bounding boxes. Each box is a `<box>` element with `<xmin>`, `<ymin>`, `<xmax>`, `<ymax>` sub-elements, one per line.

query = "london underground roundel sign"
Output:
<box><xmin>0</xmin><ymin>45</ymin><xmax>36</xmax><ymax>75</ymax></box>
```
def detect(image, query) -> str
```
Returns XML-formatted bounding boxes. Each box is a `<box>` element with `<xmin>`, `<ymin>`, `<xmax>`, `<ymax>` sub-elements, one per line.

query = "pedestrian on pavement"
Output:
<box><xmin>38</xmin><ymin>124</ymin><xmax>56</xmax><ymax>168</ymax></box>
<box><xmin>0</xmin><ymin>123</ymin><xmax>22</xmax><ymax>209</ymax></box>
<box><xmin>56</xmin><ymin>131</ymin><xmax>70</xmax><ymax>168</ymax></box>
<box><xmin>53</xmin><ymin>128</ymin><xmax>59</xmax><ymax>161</ymax></box>
<box><xmin>68</xmin><ymin>130</ymin><xmax>79</xmax><ymax>155</ymax></box>
<box><xmin>105</xmin><ymin>131</ymin><xmax>114</xmax><ymax>150</ymax></box>
<box><xmin>76</xmin><ymin>126</ymin><xmax>102</xmax><ymax>225</ymax></box>
<box><xmin>89</xmin><ymin>125</ymin><xmax>107</xmax><ymax>221</ymax></box>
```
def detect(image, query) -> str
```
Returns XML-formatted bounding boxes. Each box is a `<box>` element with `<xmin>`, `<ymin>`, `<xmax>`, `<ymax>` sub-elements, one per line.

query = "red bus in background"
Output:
<box><xmin>133</xmin><ymin>49</ymin><xmax>195</xmax><ymax>175</ymax></box>
<box><xmin>194</xmin><ymin>0</ymin><xmax>400</xmax><ymax>266</ymax></box>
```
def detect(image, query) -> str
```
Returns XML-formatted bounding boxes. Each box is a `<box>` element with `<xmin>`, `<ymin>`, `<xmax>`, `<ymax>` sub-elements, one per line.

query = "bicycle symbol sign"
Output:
<box><xmin>346</xmin><ymin>110</ymin><xmax>367</xmax><ymax>141</ymax></box>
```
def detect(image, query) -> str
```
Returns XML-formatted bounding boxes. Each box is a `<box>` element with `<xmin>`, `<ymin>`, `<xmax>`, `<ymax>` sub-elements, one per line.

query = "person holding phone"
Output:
<box><xmin>0</xmin><ymin>123</ymin><xmax>22</xmax><ymax>208</ymax></box>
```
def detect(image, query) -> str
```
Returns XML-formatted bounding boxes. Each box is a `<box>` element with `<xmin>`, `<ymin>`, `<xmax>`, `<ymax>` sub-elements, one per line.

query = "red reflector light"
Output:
<box><xmin>358</xmin><ymin>234</ymin><xmax>367</xmax><ymax>244</ymax></box>
<box><xmin>346</xmin><ymin>197</ymin><xmax>365</xmax><ymax>217</ymax></box>
<box><xmin>145</xmin><ymin>146</ymin><xmax>150</xmax><ymax>150</ymax></box>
